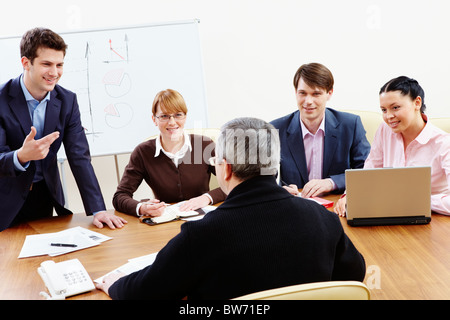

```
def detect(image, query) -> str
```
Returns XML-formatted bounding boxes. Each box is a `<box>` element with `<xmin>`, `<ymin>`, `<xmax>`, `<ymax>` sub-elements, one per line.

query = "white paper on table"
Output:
<box><xmin>18</xmin><ymin>226</ymin><xmax>109</xmax><ymax>258</ymax></box>
<box><xmin>201</xmin><ymin>205</ymin><xmax>217</xmax><ymax>214</ymax></box>
<box><xmin>181</xmin><ymin>205</ymin><xmax>217</xmax><ymax>221</ymax></box>
<box><xmin>94</xmin><ymin>252</ymin><xmax>158</xmax><ymax>284</ymax></box>
<box><xmin>70</xmin><ymin>226</ymin><xmax>112</xmax><ymax>243</ymax></box>
<box><xmin>128</xmin><ymin>252</ymin><xmax>158</xmax><ymax>268</ymax></box>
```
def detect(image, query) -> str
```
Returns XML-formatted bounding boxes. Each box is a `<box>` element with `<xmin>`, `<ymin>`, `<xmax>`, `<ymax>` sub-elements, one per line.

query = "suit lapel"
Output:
<box><xmin>286</xmin><ymin>111</ymin><xmax>309</xmax><ymax>184</ymax></box>
<box><xmin>8</xmin><ymin>77</ymin><xmax>33</xmax><ymax>136</ymax></box>
<box><xmin>8</xmin><ymin>77</ymin><xmax>62</xmax><ymax>137</ymax></box>
<box><xmin>323</xmin><ymin>108</ymin><xmax>339</xmax><ymax>178</ymax></box>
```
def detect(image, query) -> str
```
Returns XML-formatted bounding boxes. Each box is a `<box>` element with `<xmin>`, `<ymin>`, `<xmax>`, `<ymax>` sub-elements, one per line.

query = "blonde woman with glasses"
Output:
<box><xmin>113</xmin><ymin>89</ymin><xmax>225</xmax><ymax>218</ymax></box>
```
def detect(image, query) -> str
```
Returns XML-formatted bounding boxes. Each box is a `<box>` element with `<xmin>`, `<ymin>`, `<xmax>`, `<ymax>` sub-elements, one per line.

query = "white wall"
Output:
<box><xmin>2</xmin><ymin>0</ymin><xmax>450</xmax><ymax>212</ymax></box>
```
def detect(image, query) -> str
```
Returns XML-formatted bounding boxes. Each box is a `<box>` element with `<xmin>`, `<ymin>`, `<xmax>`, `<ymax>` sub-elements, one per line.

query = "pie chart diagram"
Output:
<box><xmin>104</xmin><ymin>103</ymin><xmax>133</xmax><ymax>129</ymax></box>
<box><xmin>103</xmin><ymin>69</ymin><xmax>132</xmax><ymax>98</ymax></box>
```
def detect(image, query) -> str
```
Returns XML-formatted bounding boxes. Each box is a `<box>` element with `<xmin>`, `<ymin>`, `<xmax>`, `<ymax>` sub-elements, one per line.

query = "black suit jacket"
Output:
<box><xmin>109</xmin><ymin>175</ymin><xmax>366</xmax><ymax>299</ymax></box>
<box><xmin>0</xmin><ymin>76</ymin><xmax>106</xmax><ymax>230</ymax></box>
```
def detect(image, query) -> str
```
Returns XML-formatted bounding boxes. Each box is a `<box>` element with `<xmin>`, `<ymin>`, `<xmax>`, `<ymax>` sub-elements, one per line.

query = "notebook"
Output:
<box><xmin>345</xmin><ymin>167</ymin><xmax>432</xmax><ymax>226</ymax></box>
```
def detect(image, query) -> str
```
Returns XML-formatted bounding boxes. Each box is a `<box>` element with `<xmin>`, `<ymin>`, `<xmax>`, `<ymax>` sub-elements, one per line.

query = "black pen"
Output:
<box><xmin>280</xmin><ymin>179</ymin><xmax>301</xmax><ymax>196</ymax></box>
<box><xmin>50</xmin><ymin>243</ymin><xmax>78</xmax><ymax>247</ymax></box>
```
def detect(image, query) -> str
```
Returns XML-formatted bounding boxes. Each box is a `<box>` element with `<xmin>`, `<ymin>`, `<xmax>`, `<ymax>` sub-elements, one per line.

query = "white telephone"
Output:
<box><xmin>37</xmin><ymin>259</ymin><xmax>95</xmax><ymax>300</ymax></box>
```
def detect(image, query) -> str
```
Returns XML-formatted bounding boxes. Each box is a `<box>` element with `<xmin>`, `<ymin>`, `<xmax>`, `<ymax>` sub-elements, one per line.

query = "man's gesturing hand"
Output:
<box><xmin>17</xmin><ymin>127</ymin><xmax>60</xmax><ymax>165</ymax></box>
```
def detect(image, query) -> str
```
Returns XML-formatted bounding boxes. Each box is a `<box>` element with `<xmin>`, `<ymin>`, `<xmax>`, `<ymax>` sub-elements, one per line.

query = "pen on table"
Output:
<box><xmin>50</xmin><ymin>243</ymin><xmax>78</xmax><ymax>247</ymax></box>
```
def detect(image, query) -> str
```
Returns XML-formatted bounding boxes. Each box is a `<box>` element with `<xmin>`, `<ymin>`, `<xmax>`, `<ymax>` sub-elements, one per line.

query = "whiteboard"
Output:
<box><xmin>0</xmin><ymin>20</ymin><xmax>209</xmax><ymax>158</ymax></box>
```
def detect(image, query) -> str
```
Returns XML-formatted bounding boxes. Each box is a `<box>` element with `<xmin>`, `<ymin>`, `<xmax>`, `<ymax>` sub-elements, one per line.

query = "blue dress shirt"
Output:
<box><xmin>13</xmin><ymin>75</ymin><xmax>51</xmax><ymax>182</ymax></box>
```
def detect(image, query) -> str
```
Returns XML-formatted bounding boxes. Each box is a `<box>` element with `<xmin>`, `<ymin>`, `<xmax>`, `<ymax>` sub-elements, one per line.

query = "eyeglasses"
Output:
<box><xmin>155</xmin><ymin>113</ymin><xmax>186</xmax><ymax>122</ymax></box>
<box><xmin>208</xmin><ymin>156</ymin><xmax>224</xmax><ymax>166</ymax></box>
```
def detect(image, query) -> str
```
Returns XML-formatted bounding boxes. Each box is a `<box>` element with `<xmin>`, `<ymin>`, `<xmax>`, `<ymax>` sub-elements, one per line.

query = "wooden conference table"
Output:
<box><xmin>2</xmin><ymin>194</ymin><xmax>450</xmax><ymax>300</ymax></box>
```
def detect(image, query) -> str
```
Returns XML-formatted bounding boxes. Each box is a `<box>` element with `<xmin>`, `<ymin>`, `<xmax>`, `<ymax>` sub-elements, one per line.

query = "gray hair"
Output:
<box><xmin>215</xmin><ymin>117</ymin><xmax>280</xmax><ymax>180</ymax></box>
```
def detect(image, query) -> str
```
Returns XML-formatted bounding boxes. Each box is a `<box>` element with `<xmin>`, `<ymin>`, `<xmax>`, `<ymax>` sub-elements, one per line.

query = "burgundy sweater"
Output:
<box><xmin>113</xmin><ymin>134</ymin><xmax>226</xmax><ymax>216</ymax></box>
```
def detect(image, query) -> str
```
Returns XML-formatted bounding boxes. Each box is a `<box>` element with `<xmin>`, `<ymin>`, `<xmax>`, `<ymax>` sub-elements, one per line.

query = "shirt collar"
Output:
<box><xmin>414</xmin><ymin>114</ymin><xmax>432</xmax><ymax>145</ymax></box>
<box><xmin>300</xmin><ymin>115</ymin><xmax>325</xmax><ymax>138</ymax></box>
<box><xmin>154</xmin><ymin>131</ymin><xmax>192</xmax><ymax>158</ymax></box>
<box><xmin>20</xmin><ymin>74</ymin><xmax>51</xmax><ymax>103</ymax></box>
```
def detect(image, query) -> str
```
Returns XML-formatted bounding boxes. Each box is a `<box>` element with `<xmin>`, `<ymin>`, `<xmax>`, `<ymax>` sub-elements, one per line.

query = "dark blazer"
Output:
<box><xmin>0</xmin><ymin>76</ymin><xmax>106</xmax><ymax>231</ymax></box>
<box><xmin>271</xmin><ymin>108</ymin><xmax>370</xmax><ymax>192</ymax></box>
<box><xmin>109</xmin><ymin>175</ymin><xmax>366</xmax><ymax>300</ymax></box>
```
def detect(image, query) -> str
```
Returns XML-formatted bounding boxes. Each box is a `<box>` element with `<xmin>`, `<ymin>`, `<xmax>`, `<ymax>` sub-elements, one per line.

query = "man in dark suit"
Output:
<box><xmin>271</xmin><ymin>63</ymin><xmax>370</xmax><ymax>197</ymax></box>
<box><xmin>96</xmin><ymin>117</ymin><xmax>365</xmax><ymax>300</ymax></box>
<box><xmin>0</xmin><ymin>27</ymin><xmax>127</xmax><ymax>231</ymax></box>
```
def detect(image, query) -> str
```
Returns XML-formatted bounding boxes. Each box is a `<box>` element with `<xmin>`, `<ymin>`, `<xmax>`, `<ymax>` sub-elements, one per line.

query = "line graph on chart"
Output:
<box><xmin>80</xmin><ymin>35</ymin><xmax>135</xmax><ymax>138</ymax></box>
<box><xmin>104</xmin><ymin>35</ymin><xmax>130</xmax><ymax>64</ymax></box>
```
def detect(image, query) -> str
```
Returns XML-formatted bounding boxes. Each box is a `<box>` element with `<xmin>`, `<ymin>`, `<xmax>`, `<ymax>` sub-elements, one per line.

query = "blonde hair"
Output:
<box><xmin>152</xmin><ymin>89</ymin><xmax>188</xmax><ymax>115</ymax></box>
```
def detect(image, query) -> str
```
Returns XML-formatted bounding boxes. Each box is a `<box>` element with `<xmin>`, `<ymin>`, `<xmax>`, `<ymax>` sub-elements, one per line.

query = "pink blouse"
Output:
<box><xmin>365</xmin><ymin>117</ymin><xmax>450</xmax><ymax>215</ymax></box>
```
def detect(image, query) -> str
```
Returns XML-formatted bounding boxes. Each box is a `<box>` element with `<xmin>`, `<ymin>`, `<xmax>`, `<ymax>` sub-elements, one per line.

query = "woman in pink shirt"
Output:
<box><xmin>335</xmin><ymin>76</ymin><xmax>450</xmax><ymax>216</ymax></box>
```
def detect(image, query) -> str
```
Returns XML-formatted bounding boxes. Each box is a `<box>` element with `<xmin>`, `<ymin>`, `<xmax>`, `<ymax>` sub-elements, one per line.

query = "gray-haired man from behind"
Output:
<box><xmin>97</xmin><ymin>117</ymin><xmax>365</xmax><ymax>300</ymax></box>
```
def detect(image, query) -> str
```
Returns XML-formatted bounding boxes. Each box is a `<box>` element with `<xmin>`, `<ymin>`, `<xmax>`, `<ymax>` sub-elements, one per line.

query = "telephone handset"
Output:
<box><xmin>37</xmin><ymin>258</ymin><xmax>95</xmax><ymax>300</ymax></box>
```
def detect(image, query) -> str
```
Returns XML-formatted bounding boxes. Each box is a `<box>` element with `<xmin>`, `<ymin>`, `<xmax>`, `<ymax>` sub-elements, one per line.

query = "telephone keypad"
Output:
<box><xmin>63</xmin><ymin>270</ymin><xmax>89</xmax><ymax>286</ymax></box>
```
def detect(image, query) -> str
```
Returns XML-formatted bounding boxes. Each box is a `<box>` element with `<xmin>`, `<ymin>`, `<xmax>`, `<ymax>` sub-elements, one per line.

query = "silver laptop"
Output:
<box><xmin>345</xmin><ymin>167</ymin><xmax>431</xmax><ymax>226</ymax></box>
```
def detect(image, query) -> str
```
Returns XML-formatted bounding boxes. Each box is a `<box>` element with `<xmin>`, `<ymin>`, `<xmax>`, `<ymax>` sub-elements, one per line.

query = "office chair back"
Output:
<box><xmin>339</xmin><ymin>109</ymin><xmax>383</xmax><ymax>144</ymax></box>
<box><xmin>232</xmin><ymin>281</ymin><xmax>370</xmax><ymax>300</ymax></box>
<box><xmin>430</xmin><ymin>118</ymin><xmax>450</xmax><ymax>133</ymax></box>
